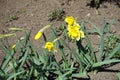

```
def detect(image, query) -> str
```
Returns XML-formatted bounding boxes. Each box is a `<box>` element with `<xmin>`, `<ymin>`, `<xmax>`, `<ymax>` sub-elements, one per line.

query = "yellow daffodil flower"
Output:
<box><xmin>44</xmin><ymin>37</ymin><xmax>60</xmax><ymax>52</ymax></box>
<box><xmin>65</xmin><ymin>16</ymin><xmax>76</xmax><ymax>26</ymax></box>
<box><xmin>45</xmin><ymin>42</ymin><xmax>56</xmax><ymax>52</ymax></box>
<box><xmin>68</xmin><ymin>28</ymin><xmax>81</xmax><ymax>41</ymax></box>
<box><xmin>68</xmin><ymin>26</ymin><xmax>85</xmax><ymax>41</ymax></box>
<box><xmin>65</xmin><ymin>15</ymin><xmax>85</xmax><ymax>41</ymax></box>
<box><xmin>34</xmin><ymin>25</ymin><xmax>51</xmax><ymax>40</ymax></box>
<box><xmin>67</xmin><ymin>22</ymin><xmax>81</xmax><ymax>31</ymax></box>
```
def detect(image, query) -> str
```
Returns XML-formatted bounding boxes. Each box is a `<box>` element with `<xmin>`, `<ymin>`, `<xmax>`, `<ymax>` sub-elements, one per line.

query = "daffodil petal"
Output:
<box><xmin>45</xmin><ymin>42</ymin><xmax>56</xmax><ymax>52</ymax></box>
<box><xmin>80</xmin><ymin>30</ymin><xmax>85</xmax><ymax>38</ymax></box>
<box><xmin>65</xmin><ymin>16</ymin><xmax>76</xmax><ymax>25</ymax></box>
<box><xmin>34</xmin><ymin>32</ymin><xmax>43</xmax><ymax>40</ymax></box>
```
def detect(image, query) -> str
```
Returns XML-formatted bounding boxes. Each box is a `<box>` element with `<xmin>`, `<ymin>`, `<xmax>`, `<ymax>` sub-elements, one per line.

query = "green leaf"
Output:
<box><xmin>92</xmin><ymin>59</ymin><xmax>120</xmax><ymax>68</ymax></box>
<box><xmin>107</xmin><ymin>43</ymin><xmax>120</xmax><ymax>59</ymax></box>
<box><xmin>85</xmin><ymin>29</ymin><xmax>96</xmax><ymax>63</ymax></box>
<box><xmin>7</xmin><ymin>71</ymin><xmax>25</xmax><ymax>80</ymax></box>
<box><xmin>19</xmin><ymin>47</ymin><xmax>29</xmax><ymax>69</ymax></box>
<box><xmin>72</xmin><ymin>71</ymin><xmax>87</xmax><ymax>78</ymax></box>
<box><xmin>22</xmin><ymin>31</ymin><xmax>31</xmax><ymax>47</ymax></box>
<box><xmin>117</xmin><ymin>72</ymin><xmax>120</xmax><ymax>80</ymax></box>
<box><xmin>88</xmin><ymin>21</ymin><xmax>102</xmax><ymax>36</ymax></box>
<box><xmin>98</xmin><ymin>33</ymin><xmax>104</xmax><ymax>61</ymax></box>
<box><xmin>98</xmin><ymin>19</ymin><xmax>109</xmax><ymax>61</ymax></box>
<box><xmin>33</xmin><ymin>57</ymin><xmax>41</xmax><ymax>65</ymax></box>
<box><xmin>0</xmin><ymin>33</ymin><xmax>16</xmax><ymax>39</ymax></box>
<box><xmin>1</xmin><ymin>40</ymin><xmax>20</xmax><ymax>70</ymax></box>
<box><xmin>8</xmin><ymin>28</ymin><xmax>24</xmax><ymax>31</ymax></box>
<box><xmin>0</xmin><ymin>67</ymin><xmax>5</xmax><ymax>75</ymax></box>
<box><xmin>38</xmin><ymin>50</ymin><xmax>45</xmax><ymax>63</ymax></box>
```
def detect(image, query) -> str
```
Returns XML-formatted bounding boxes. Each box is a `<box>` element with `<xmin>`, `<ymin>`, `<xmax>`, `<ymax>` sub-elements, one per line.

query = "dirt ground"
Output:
<box><xmin>0</xmin><ymin>0</ymin><xmax>120</xmax><ymax>80</ymax></box>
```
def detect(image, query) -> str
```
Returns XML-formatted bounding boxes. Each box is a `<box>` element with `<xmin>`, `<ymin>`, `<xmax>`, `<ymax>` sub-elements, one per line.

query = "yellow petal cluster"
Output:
<box><xmin>68</xmin><ymin>26</ymin><xmax>80</xmax><ymax>41</ymax></box>
<box><xmin>65</xmin><ymin>16</ymin><xmax>76</xmax><ymax>26</ymax></box>
<box><xmin>67</xmin><ymin>22</ymin><xmax>80</xmax><ymax>31</ymax></box>
<box><xmin>65</xmin><ymin>16</ymin><xmax>85</xmax><ymax>41</ymax></box>
<box><xmin>45</xmin><ymin>42</ymin><xmax>56</xmax><ymax>52</ymax></box>
<box><xmin>44</xmin><ymin>37</ymin><xmax>60</xmax><ymax>52</ymax></box>
<box><xmin>34</xmin><ymin>32</ymin><xmax>43</xmax><ymax>40</ymax></box>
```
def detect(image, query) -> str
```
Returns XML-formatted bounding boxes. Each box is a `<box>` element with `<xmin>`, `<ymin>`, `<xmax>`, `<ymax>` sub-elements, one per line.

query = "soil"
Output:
<box><xmin>0</xmin><ymin>0</ymin><xmax>120</xmax><ymax>80</ymax></box>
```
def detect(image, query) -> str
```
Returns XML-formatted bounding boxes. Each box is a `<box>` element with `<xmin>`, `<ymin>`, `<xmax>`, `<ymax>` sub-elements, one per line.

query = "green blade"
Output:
<box><xmin>92</xmin><ymin>59</ymin><xmax>120</xmax><ymax>68</ymax></box>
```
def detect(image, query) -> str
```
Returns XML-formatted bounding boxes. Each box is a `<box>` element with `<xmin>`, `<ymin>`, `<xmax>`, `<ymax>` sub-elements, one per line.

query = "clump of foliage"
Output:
<box><xmin>0</xmin><ymin>16</ymin><xmax>120</xmax><ymax>80</ymax></box>
<box><xmin>88</xmin><ymin>0</ymin><xmax>120</xmax><ymax>9</ymax></box>
<box><xmin>10</xmin><ymin>15</ymin><xmax>19</xmax><ymax>21</ymax></box>
<box><xmin>48</xmin><ymin>8</ymin><xmax>65</xmax><ymax>21</ymax></box>
<box><xmin>104</xmin><ymin>34</ymin><xmax>120</xmax><ymax>58</ymax></box>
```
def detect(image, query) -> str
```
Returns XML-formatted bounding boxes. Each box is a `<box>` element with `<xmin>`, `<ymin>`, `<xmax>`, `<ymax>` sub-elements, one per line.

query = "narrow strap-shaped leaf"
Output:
<box><xmin>19</xmin><ymin>47</ymin><xmax>29</xmax><ymax>69</ymax></box>
<box><xmin>72</xmin><ymin>71</ymin><xmax>87</xmax><ymax>78</ymax></box>
<box><xmin>92</xmin><ymin>59</ymin><xmax>120</xmax><ymax>68</ymax></box>
<box><xmin>98</xmin><ymin>19</ymin><xmax>108</xmax><ymax>61</ymax></box>
<box><xmin>23</xmin><ymin>31</ymin><xmax>31</xmax><ymax>47</ymax></box>
<box><xmin>7</xmin><ymin>71</ymin><xmax>25</xmax><ymax>80</ymax></box>
<box><xmin>98</xmin><ymin>33</ymin><xmax>104</xmax><ymax>61</ymax></box>
<box><xmin>88</xmin><ymin>20</ymin><xmax>102</xmax><ymax>36</ymax></box>
<box><xmin>1</xmin><ymin>40</ymin><xmax>20</xmax><ymax>70</ymax></box>
<box><xmin>117</xmin><ymin>72</ymin><xmax>120</xmax><ymax>80</ymax></box>
<box><xmin>85</xmin><ymin>27</ymin><xmax>96</xmax><ymax>63</ymax></box>
<box><xmin>107</xmin><ymin>43</ymin><xmax>120</xmax><ymax>59</ymax></box>
<box><xmin>0</xmin><ymin>67</ymin><xmax>5</xmax><ymax>75</ymax></box>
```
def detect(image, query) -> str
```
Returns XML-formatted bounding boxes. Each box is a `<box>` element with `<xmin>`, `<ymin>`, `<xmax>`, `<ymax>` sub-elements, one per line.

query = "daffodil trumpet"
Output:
<box><xmin>65</xmin><ymin>16</ymin><xmax>76</xmax><ymax>26</ymax></box>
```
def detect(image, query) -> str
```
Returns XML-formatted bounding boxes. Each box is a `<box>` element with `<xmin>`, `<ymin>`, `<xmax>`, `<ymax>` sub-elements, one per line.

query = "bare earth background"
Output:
<box><xmin>0</xmin><ymin>0</ymin><xmax>120</xmax><ymax>80</ymax></box>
